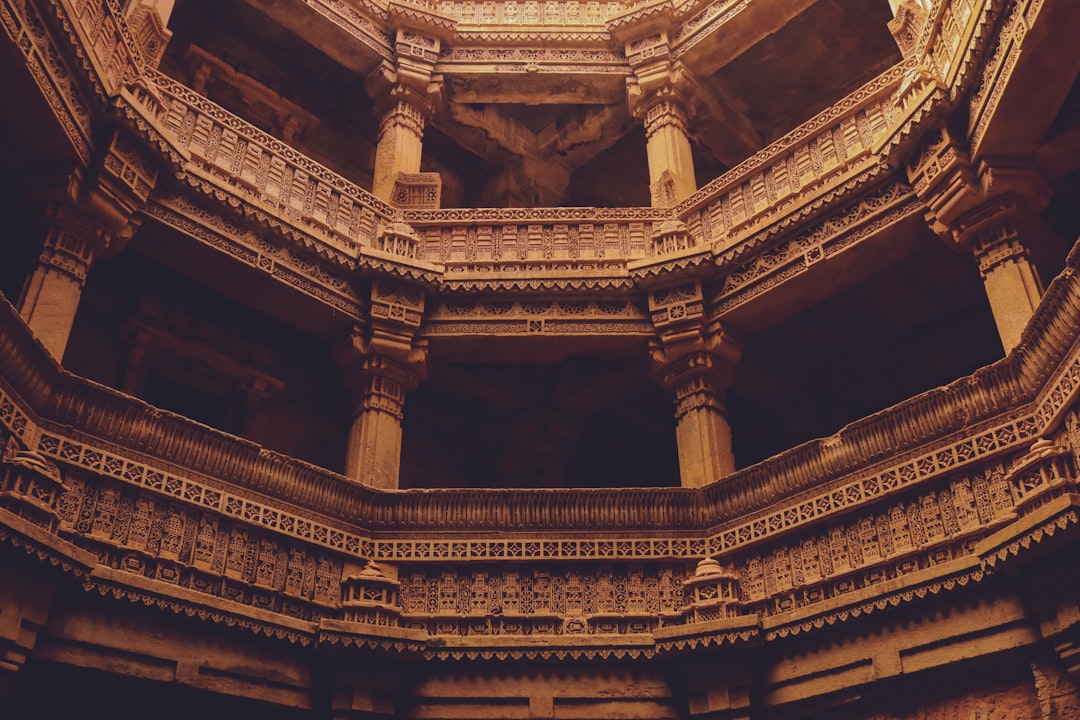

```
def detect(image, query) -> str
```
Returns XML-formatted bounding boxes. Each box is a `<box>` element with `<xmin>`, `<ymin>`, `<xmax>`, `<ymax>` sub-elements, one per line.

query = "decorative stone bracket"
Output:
<box><xmin>907</xmin><ymin>128</ymin><xmax>1050</xmax><ymax>351</ymax></box>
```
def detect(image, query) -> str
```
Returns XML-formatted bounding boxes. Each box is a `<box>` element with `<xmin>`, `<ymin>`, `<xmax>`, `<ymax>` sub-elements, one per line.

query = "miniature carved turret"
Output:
<box><xmin>682</xmin><ymin>557</ymin><xmax>742</xmax><ymax>623</ymax></box>
<box><xmin>0</xmin><ymin>450</ymin><xmax>66</xmax><ymax>531</ymax></box>
<box><xmin>342</xmin><ymin>562</ymin><xmax>403</xmax><ymax>627</ymax></box>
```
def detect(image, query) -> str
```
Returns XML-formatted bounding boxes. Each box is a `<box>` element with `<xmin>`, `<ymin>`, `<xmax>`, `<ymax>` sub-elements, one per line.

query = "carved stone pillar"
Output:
<box><xmin>368</xmin><ymin>11</ymin><xmax>451</xmax><ymax>203</ymax></box>
<box><xmin>19</xmin><ymin>131</ymin><xmax>158</xmax><ymax>361</ymax></box>
<box><xmin>648</xmin><ymin>279</ymin><xmax>742</xmax><ymax>487</ymax></box>
<box><xmin>659</xmin><ymin>346</ymin><xmax>739</xmax><ymax>486</ymax></box>
<box><xmin>338</xmin><ymin>280</ymin><xmax>427</xmax><ymax>489</ymax></box>
<box><xmin>971</xmin><ymin>210</ymin><xmax>1044</xmax><ymax>352</ymax></box>
<box><xmin>610</xmin><ymin>14</ymin><xmax>698</xmax><ymax>206</ymax></box>
<box><xmin>344</xmin><ymin>355</ymin><xmax>420</xmax><ymax>489</ymax></box>
<box><xmin>641</xmin><ymin>96</ymin><xmax>697</xmax><ymax>206</ymax></box>
<box><xmin>18</xmin><ymin>207</ymin><xmax>100</xmax><ymax>360</ymax></box>
<box><xmin>372</xmin><ymin>96</ymin><xmax>430</xmax><ymax>202</ymax></box>
<box><xmin>907</xmin><ymin>128</ymin><xmax>1050</xmax><ymax>352</ymax></box>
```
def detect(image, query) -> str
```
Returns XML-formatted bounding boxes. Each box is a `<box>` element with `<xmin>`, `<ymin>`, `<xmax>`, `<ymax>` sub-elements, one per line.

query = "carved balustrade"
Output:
<box><xmin>2</xmin><ymin>230</ymin><xmax>1080</xmax><ymax>649</ymax></box>
<box><xmin>150</xmin><ymin>72</ymin><xmax>396</xmax><ymax>257</ymax></box>
<box><xmin>64</xmin><ymin>0</ymin><xmax>146</xmax><ymax>95</ymax></box>
<box><xmin>400</xmin><ymin>207</ymin><xmax>671</xmax><ymax>287</ymax></box>
<box><xmin>675</xmin><ymin>67</ymin><xmax>904</xmax><ymax>253</ymax></box>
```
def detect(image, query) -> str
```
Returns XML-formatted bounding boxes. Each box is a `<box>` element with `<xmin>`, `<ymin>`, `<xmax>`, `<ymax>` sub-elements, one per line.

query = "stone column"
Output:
<box><xmin>18</xmin><ymin>207</ymin><xmax>101</xmax><ymax>360</ymax></box>
<box><xmin>372</xmin><ymin>96</ymin><xmax>428</xmax><ymax>201</ymax></box>
<box><xmin>338</xmin><ymin>279</ymin><xmax>426</xmax><ymax>489</ymax></box>
<box><xmin>640</xmin><ymin>96</ymin><xmax>697</xmax><ymax>206</ymax></box>
<box><xmin>19</xmin><ymin>132</ymin><xmax>158</xmax><ymax>361</ymax></box>
<box><xmin>648</xmin><ymin>279</ymin><xmax>742</xmax><ymax>487</ymax></box>
<box><xmin>907</xmin><ymin>129</ymin><xmax>1049</xmax><ymax>353</ymax></box>
<box><xmin>610</xmin><ymin>17</ymin><xmax>699</xmax><ymax>206</ymax></box>
<box><xmin>659</xmin><ymin>349</ymin><xmax>739</xmax><ymax>486</ymax></box>
<box><xmin>344</xmin><ymin>355</ymin><xmax>418</xmax><ymax>489</ymax></box>
<box><xmin>971</xmin><ymin>214</ymin><xmax>1044</xmax><ymax>352</ymax></box>
<box><xmin>367</xmin><ymin>17</ymin><xmax>450</xmax><ymax>203</ymax></box>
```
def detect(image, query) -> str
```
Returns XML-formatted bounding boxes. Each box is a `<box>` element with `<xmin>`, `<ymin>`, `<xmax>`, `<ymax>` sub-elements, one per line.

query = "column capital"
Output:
<box><xmin>335</xmin><ymin>279</ymin><xmax>429</xmax><ymax>401</ymax></box>
<box><xmin>367</xmin><ymin>23</ymin><xmax>448</xmax><ymax>120</ymax></box>
<box><xmin>906</xmin><ymin>128</ymin><xmax>1050</xmax><ymax>250</ymax></box>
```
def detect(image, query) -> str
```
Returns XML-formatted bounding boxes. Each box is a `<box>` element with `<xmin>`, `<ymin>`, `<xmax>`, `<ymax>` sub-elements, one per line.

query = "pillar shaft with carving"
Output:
<box><xmin>368</xmin><ymin>14</ymin><xmax>450</xmax><ymax>204</ymax></box>
<box><xmin>346</xmin><ymin>357</ymin><xmax>415</xmax><ymax>489</ymax></box>
<box><xmin>663</xmin><ymin>350</ymin><xmax>737</xmax><ymax>486</ymax></box>
<box><xmin>972</xmin><ymin>215</ymin><xmax>1044</xmax><ymax>351</ymax></box>
<box><xmin>372</xmin><ymin>97</ymin><xmax>428</xmax><ymax>201</ymax></box>
<box><xmin>18</xmin><ymin>208</ymin><xmax>99</xmax><ymax>360</ymax></box>
<box><xmin>642</xmin><ymin>97</ymin><xmax>697</xmax><ymax>206</ymax></box>
<box><xmin>339</xmin><ymin>280</ymin><xmax>427</xmax><ymax>489</ymax></box>
<box><xmin>648</xmin><ymin>279</ymin><xmax>741</xmax><ymax>487</ymax></box>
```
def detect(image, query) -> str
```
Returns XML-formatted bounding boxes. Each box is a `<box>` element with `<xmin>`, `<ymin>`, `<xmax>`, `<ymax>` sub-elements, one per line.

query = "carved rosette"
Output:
<box><xmin>0</xmin><ymin>450</ymin><xmax>66</xmax><ymax>531</ymax></box>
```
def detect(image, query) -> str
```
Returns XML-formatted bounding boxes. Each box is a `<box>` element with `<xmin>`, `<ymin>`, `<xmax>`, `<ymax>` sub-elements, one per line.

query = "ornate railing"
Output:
<box><xmin>3</xmin><ymin>254</ymin><xmax>1080</xmax><ymax>644</ymax></box>
<box><xmin>402</xmin><ymin>207</ymin><xmax>670</xmax><ymax>265</ymax></box>
<box><xmin>675</xmin><ymin>64</ymin><xmax>906</xmax><ymax>250</ymax></box>
<box><xmin>150</xmin><ymin>72</ymin><xmax>396</xmax><ymax>258</ymax></box>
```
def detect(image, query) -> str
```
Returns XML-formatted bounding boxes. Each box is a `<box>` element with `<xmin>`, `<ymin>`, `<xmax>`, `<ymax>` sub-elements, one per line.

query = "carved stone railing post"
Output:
<box><xmin>367</xmin><ymin>5</ymin><xmax>453</xmax><ymax>203</ymax></box>
<box><xmin>337</xmin><ymin>280</ymin><xmax>427</xmax><ymax>489</ymax></box>
<box><xmin>649</xmin><ymin>279</ymin><xmax>742</xmax><ymax>487</ymax></box>
<box><xmin>18</xmin><ymin>131</ymin><xmax>158</xmax><ymax>360</ymax></box>
<box><xmin>907</xmin><ymin>128</ymin><xmax>1050</xmax><ymax>352</ymax></box>
<box><xmin>609</xmin><ymin>8</ymin><xmax>698</xmax><ymax>206</ymax></box>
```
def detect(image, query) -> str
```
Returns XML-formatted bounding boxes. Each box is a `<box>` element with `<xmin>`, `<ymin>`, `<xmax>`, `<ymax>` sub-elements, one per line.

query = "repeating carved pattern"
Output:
<box><xmin>967</xmin><ymin>0</ymin><xmax>1045</xmax><ymax>152</ymax></box>
<box><xmin>0</xmin><ymin>0</ymin><xmax>95</xmax><ymax>162</ymax></box>
<box><xmin>397</xmin><ymin>564</ymin><xmax>689</xmax><ymax>636</ymax></box>
<box><xmin>34</xmin><ymin>431</ymin><xmax>374</xmax><ymax>559</ymax></box>
<box><xmin>424</xmin><ymin>298</ymin><xmax>652</xmax><ymax>336</ymax></box>
<box><xmin>145</xmin><ymin>193</ymin><xmax>364</xmax><ymax>318</ymax></box>
<box><xmin>711</xmin><ymin>182</ymin><xmax>922</xmax><ymax>315</ymax></box>
<box><xmin>51</xmin><ymin>469</ymin><xmax>345</xmax><ymax>620</ymax></box>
